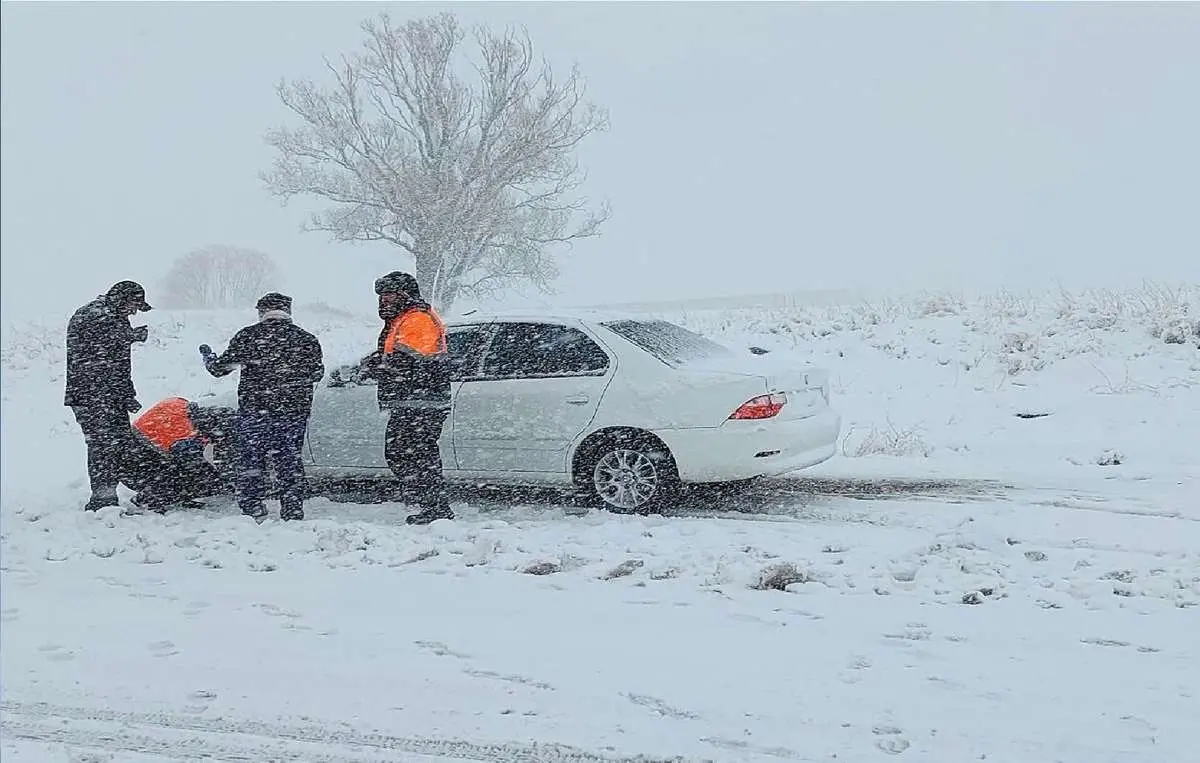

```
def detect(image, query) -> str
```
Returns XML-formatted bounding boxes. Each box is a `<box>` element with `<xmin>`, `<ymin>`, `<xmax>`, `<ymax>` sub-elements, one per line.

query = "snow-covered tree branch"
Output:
<box><xmin>261</xmin><ymin>12</ymin><xmax>610</xmax><ymax>310</ymax></box>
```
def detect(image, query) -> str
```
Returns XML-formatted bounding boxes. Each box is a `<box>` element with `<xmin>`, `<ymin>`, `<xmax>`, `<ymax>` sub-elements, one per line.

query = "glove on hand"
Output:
<box><xmin>200</xmin><ymin>344</ymin><xmax>218</xmax><ymax>367</ymax></box>
<box><xmin>127</xmin><ymin>398</ymin><xmax>142</xmax><ymax>414</ymax></box>
<box><xmin>131</xmin><ymin>325</ymin><xmax>148</xmax><ymax>343</ymax></box>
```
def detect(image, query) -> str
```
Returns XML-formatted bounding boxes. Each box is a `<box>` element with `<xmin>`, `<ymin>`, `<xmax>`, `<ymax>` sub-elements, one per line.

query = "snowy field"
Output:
<box><xmin>2</xmin><ymin>284</ymin><xmax>1198</xmax><ymax>762</ymax></box>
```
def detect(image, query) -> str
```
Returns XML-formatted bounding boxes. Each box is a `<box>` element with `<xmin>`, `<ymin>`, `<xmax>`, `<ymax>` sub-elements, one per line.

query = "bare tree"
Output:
<box><xmin>261</xmin><ymin>12</ymin><xmax>609</xmax><ymax>311</ymax></box>
<box><xmin>160</xmin><ymin>245</ymin><xmax>284</xmax><ymax>309</ymax></box>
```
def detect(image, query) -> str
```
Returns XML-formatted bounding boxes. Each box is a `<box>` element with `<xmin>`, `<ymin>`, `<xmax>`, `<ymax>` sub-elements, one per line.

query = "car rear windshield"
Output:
<box><xmin>600</xmin><ymin>320</ymin><xmax>734</xmax><ymax>366</ymax></box>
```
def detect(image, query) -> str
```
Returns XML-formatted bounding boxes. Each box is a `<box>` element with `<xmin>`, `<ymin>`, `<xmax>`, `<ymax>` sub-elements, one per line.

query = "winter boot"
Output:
<box><xmin>131</xmin><ymin>490</ymin><xmax>171</xmax><ymax>513</ymax></box>
<box><xmin>84</xmin><ymin>489</ymin><xmax>119</xmax><ymax>512</ymax></box>
<box><xmin>405</xmin><ymin>506</ymin><xmax>454</xmax><ymax>525</ymax></box>
<box><xmin>242</xmin><ymin>504</ymin><xmax>269</xmax><ymax>523</ymax></box>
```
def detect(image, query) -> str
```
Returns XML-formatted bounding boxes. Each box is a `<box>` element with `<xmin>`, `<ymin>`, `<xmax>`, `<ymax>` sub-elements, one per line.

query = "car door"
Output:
<box><xmin>442</xmin><ymin>322</ymin><xmax>494</xmax><ymax>471</ymax></box>
<box><xmin>307</xmin><ymin>362</ymin><xmax>390</xmax><ymax>469</ymax></box>
<box><xmin>452</xmin><ymin>321</ymin><xmax>614</xmax><ymax>475</ymax></box>
<box><xmin>308</xmin><ymin>325</ymin><xmax>492</xmax><ymax>471</ymax></box>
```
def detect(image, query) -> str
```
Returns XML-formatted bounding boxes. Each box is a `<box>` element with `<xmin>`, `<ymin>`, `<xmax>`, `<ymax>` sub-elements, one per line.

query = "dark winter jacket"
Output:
<box><xmin>64</xmin><ymin>295</ymin><xmax>138</xmax><ymax>408</ymax></box>
<box><xmin>205</xmin><ymin>315</ymin><xmax>325</xmax><ymax>415</ymax></box>
<box><xmin>362</xmin><ymin>301</ymin><xmax>451</xmax><ymax>410</ymax></box>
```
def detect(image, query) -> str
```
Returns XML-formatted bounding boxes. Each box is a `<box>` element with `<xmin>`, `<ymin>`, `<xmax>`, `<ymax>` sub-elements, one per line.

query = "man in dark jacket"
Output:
<box><xmin>199</xmin><ymin>293</ymin><xmax>324</xmax><ymax>522</ymax></box>
<box><xmin>64</xmin><ymin>280</ymin><xmax>153</xmax><ymax>511</ymax></box>
<box><xmin>361</xmin><ymin>271</ymin><xmax>453</xmax><ymax>525</ymax></box>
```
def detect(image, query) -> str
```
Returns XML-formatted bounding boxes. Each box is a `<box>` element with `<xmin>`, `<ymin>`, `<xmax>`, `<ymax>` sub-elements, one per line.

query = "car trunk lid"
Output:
<box><xmin>679</xmin><ymin>355</ymin><xmax>831</xmax><ymax>422</ymax></box>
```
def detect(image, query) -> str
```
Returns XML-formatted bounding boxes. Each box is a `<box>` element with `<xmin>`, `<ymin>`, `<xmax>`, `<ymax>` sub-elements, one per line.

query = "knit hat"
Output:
<box><xmin>374</xmin><ymin>271</ymin><xmax>421</xmax><ymax>298</ymax></box>
<box><xmin>255</xmin><ymin>292</ymin><xmax>292</xmax><ymax>313</ymax></box>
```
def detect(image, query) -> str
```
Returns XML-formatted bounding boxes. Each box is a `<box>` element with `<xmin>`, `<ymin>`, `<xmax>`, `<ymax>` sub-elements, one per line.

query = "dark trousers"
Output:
<box><xmin>123</xmin><ymin>433</ymin><xmax>172</xmax><ymax>493</ymax></box>
<box><xmin>168</xmin><ymin>439</ymin><xmax>224</xmax><ymax>498</ymax></box>
<box><xmin>71</xmin><ymin>405</ymin><xmax>135</xmax><ymax>505</ymax></box>
<box><xmin>385</xmin><ymin>406</ymin><xmax>450</xmax><ymax>511</ymax></box>
<box><xmin>139</xmin><ymin>437</ymin><xmax>225</xmax><ymax>508</ymax></box>
<box><xmin>235</xmin><ymin>409</ymin><xmax>309</xmax><ymax>519</ymax></box>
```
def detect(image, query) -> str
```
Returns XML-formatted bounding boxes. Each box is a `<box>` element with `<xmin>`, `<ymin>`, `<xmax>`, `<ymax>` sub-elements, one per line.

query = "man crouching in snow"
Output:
<box><xmin>199</xmin><ymin>293</ymin><xmax>324</xmax><ymax>522</ymax></box>
<box><xmin>127</xmin><ymin>397</ymin><xmax>235</xmax><ymax>512</ymax></box>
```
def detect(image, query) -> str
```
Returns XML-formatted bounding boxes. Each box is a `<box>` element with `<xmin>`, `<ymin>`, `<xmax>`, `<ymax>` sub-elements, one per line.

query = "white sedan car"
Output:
<box><xmin>203</xmin><ymin>312</ymin><xmax>842</xmax><ymax>513</ymax></box>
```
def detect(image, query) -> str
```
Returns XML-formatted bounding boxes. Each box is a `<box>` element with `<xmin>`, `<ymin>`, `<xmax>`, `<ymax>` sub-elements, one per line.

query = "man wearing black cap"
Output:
<box><xmin>360</xmin><ymin>271</ymin><xmax>453</xmax><ymax>525</ymax></box>
<box><xmin>199</xmin><ymin>292</ymin><xmax>324</xmax><ymax>522</ymax></box>
<box><xmin>64</xmin><ymin>280</ymin><xmax>154</xmax><ymax>511</ymax></box>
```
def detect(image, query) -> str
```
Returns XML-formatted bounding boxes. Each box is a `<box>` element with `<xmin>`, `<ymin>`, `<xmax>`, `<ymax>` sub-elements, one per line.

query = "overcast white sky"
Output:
<box><xmin>3</xmin><ymin>1</ymin><xmax>1198</xmax><ymax>319</ymax></box>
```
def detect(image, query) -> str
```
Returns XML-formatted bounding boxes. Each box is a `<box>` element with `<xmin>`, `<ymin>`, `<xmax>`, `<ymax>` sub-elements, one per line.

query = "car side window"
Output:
<box><xmin>480</xmin><ymin>322</ymin><xmax>610</xmax><ymax>379</ymax></box>
<box><xmin>446</xmin><ymin>325</ymin><xmax>491</xmax><ymax>381</ymax></box>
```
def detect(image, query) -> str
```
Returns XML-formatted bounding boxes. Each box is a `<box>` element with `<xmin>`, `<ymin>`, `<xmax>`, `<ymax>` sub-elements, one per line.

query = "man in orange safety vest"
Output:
<box><xmin>129</xmin><ymin>397</ymin><xmax>232</xmax><ymax>511</ymax></box>
<box><xmin>360</xmin><ymin>271</ymin><xmax>453</xmax><ymax>525</ymax></box>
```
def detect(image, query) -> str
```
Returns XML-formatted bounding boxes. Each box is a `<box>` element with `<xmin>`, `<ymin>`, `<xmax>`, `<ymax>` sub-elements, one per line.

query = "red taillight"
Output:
<box><xmin>730</xmin><ymin>392</ymin><xmax>787</xmax><ymax>420</ymax></box>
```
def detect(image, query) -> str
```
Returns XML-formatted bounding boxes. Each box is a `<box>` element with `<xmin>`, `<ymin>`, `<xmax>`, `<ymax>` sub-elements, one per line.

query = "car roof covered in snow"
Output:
<box><xmin>444</xmin><ymin>307</ymin><xmax>666</xmax><ymax>327</ymax></box>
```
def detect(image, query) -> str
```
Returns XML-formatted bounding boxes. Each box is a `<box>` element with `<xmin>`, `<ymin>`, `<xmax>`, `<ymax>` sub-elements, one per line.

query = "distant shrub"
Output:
<box><xmin>160</xmin><ymin>246</ymin><xmax>284</xmax><ymax>309</ymax></box>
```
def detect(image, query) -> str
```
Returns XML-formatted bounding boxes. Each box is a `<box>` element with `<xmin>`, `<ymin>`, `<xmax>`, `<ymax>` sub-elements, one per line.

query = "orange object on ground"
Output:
<box><xmin>134</xmin><ymin>397</ymin><xmax>198</xmax><ymax>452</ymax></box>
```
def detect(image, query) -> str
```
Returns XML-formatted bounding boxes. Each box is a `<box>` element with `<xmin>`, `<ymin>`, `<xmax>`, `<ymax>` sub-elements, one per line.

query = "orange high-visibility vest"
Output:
<box><xmin>383</xmin><ymin>307</ymin><xmax>447</xmax><ymax>357</ymax></box>
<box><xmin>134</xmin><ymin>397</ymin><xmax>198</xmax><ymax>452</ymax></box>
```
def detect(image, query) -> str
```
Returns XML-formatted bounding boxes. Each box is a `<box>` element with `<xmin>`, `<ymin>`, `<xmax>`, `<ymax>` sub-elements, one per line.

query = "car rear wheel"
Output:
<box><xmin>578</xmin><ymin>433</ymin><xmax>679</xmax><ymax>515</ymax></box>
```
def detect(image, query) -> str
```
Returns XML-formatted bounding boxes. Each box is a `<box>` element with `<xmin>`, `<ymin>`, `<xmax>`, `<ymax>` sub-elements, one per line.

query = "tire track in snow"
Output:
<box><xmin>0</xmin><ymin>701</ymin><xmax>680</xmax><ymax>763</ymax></box>
<box><xmin>1028</xmin><ymin>496</ymin><xmax>1200</xmax><ymax>522</ymax></box>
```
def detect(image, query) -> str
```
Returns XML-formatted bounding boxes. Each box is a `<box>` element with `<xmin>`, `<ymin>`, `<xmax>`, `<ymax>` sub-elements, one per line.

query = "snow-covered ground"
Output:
<box><xmin>2</xmin><ymin>285</ymin><xmax>1198</xmax><ymax>762</ymax></box>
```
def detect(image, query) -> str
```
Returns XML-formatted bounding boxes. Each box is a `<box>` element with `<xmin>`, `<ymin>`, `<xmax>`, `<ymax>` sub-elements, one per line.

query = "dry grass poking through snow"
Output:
<box><xmin>841</xmin><ymin>420</ymin><xmax>932</xmax><ymax>459</ymax></box>
<box><xmin>659</xmin><ymin>283</ymin><xmax>1200</xmax><ymax>465</ymax></box>
<box><xmin>667</xmin><ymin>283</ymin><xmax>1199</xmax><ymax>366</ymax></box>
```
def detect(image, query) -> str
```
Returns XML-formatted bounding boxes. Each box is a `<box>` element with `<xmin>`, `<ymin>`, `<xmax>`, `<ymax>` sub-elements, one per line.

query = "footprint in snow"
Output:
<box><xmin>465</xmin><ymin>668</ymin><xmax>555</xmax><ymax>691</ymax></box>
<box><xmin>183</xmin><ymin>689</ymin><xmax>217</xmax><ymax>714</ymax></box>
<box><xmin>256</xmin><ymin>603</ymin><xmax>302</xmax><ymax>619</ymax></box>
<box><xmin>875</xmin><ymin>737</ymin><xmax>912</xmax><ymax>755</ymax></box>
<box><xmin>623</xmin><ymin>692</ymin><xmax>699</xmax><ymax>720</ymax></box>
<box><xmin>1080</xmin><ymin>637</ymin><xmax>1162</xmax><ymax>653</ymax></box>
<box><xmin>182</xmin><ymin>600</ymin><xmax>210</xmax><ymax>617</ymax></box>
<box><xmin>414</xmin><ymin>640</ymin><xmax>472</xmax><ymax>660</ymax></box>
<box><xmin>882</xmin><ymin>625</ymin><xmax>932</xmax><ymax>642</ymax></box>
<box><xmin>848</xmin><ymin>655</ymin><xmax>873</xmax><ymax>670</ymax></box>
<box><xmin>773</xmin><ymin>607</ymin><xmax>824</xmax><ymax>621</ymax></box>
<box><xmin>701</xmin><ymin>737</ymin><xmax>806</xmax><ymax>760</ymax></box>
<box><xmin>148</xmin><ymin>640</ymin><xmax>180</xmax><ymax>657</ymax></box>
<box><xmin>839</xmin><ymin>655</ymin><xmax>873</xmax><ymax>685</ymax></box>
<box><xmin>1080</xmin><ymin>637</ymin><xmax>1131</xmax><ymax>648</ymax></box>
<box><xmin>39</xmin><ymin>643</ymin><xmax>77</xmax><ymax>662</ymax></box>
<box><xmin>873</xmin><ymin>726</ymin><xmax>911</xmax><ymax>755</ymax></box>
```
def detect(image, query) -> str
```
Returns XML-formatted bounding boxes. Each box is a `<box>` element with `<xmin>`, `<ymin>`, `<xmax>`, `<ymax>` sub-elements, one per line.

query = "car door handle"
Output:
<box><xmin>565</xmin><ymin>394</ymin><xmax>590</xmax><ymax>405</ymax></box>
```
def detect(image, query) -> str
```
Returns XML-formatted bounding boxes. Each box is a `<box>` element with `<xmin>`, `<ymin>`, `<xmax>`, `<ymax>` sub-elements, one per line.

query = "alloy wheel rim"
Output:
<box><xmin>593</xmin><ymin>448</ymin><xmax>659</xmax><ymax>510</ymax></box>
